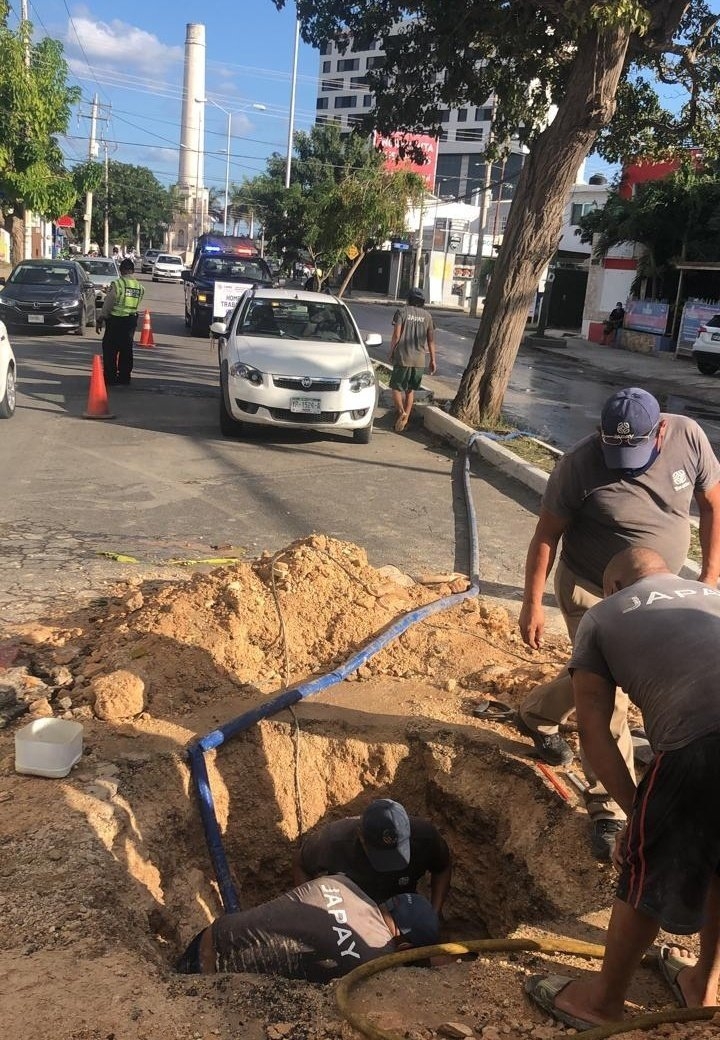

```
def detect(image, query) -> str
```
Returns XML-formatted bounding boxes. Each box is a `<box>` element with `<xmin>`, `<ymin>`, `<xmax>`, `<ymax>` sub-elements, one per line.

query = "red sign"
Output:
<box><xmin>55</xmin><ymin>215</ymin><xmax>75</xmax><ymax>228</ymax></box>
<box><xmin>374</xmin><ymin>132</ymin><xmax>438</xmax><ymax>191</ymax></box>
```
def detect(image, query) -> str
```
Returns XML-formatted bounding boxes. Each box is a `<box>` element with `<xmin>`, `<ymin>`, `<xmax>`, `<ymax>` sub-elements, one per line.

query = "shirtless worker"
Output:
<box><xmin>176</xmin><ymin>874</ymin><xmax>439</xmax><ymax>979</ymax></box>
<box><xmin>526</xmin><ymin>548</ymin><xmax>720</xmax><ymax>1028</ymax></box>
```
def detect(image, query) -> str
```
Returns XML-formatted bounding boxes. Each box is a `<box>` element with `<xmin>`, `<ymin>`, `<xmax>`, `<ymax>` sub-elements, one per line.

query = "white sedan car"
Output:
<box><xmin>152</xmin><ymin>254</ymin><xmax>184</xmax><ymax>282</ymax></box>
<box><xmin>0</xmin><ymin>320</ymin><xmax>17</xmax><ymax>418</ymax></box>
<box><xmin>213</xmin><ymin>288</ymin><xmax>380</xmax><ymax>443</ymax></box>
<box><xmin>691</xmin><ymin>314</ymin><xmax>720</xmax><ymax>375</ymax></box>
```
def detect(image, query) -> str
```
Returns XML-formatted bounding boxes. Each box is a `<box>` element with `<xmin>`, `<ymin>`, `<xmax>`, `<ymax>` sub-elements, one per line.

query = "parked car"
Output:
<box><xmin>141</xmin><ymin>249</ymin><xmax>161</xmax><ymax>273</ymax></box>
<box><xmin>691</xmin><ymin>315</ymin><xmax>720</xmax><ymax>375</ymax></box>
<box><xmin>76</xmin><ymin>256</ymin><xmax>120</xmax><ymax>313</ymax></box>
<box><xmin>0</xmin><ymin>321</ymin><xmax>16</xmax><ymax>418</ymax></box>
<box><xmin>0</xmin><ymin>259</ymin><xmax>96</xmax><ymax>334</ymax></box>
<box><xmin>152</xmin><ymin>254</ymin><xmax>184</xmax><ymax>282</ymax></box>
<box><xmin>213</xmin><ymin>288</ymin><xmax>381</xmax><ymax>443</ymax></box>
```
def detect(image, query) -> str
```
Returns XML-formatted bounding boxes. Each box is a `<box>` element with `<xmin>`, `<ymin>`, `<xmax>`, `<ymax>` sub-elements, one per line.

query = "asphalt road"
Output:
<box><xmin>0</xmin><ymin>275</ymin><xmax>550</xmax><ymax>623</ymax></box>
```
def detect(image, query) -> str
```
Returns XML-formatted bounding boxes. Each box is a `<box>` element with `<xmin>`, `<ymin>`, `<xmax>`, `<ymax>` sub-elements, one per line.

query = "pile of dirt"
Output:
<box><xmin>0</xmin><ymin>535</ymin><xmax>712</xmax><ymax>1040</ymax></box>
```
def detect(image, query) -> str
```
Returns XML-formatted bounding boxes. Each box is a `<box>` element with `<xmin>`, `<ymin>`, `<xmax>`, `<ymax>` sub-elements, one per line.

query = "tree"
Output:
<box><xmin>275</xmin><ymin>0</ymin><xmax>720</xmax><ymax>423</ymax></box>
<box><xmin>71</xmin><ymin>161</ymin><xmax>175</xmax><ymax>249</ymax></box>
<box><xmin>0</xmin><ymin>2</ymin><xmax>86</xmax><ymax>259</ymax></box>
<box><xmin>231</xmin><ymin>122</ymin><xmax>423</xmax><ymax>292</ymax></box>
<box><xmin>579</xmin><ymin>165</ymin><xmax>720</xmax><ymax>297</ymax></box>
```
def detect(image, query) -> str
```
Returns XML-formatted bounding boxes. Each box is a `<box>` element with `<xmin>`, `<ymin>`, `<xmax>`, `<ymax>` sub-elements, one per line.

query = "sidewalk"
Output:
<box><xmin>351</xmin><ymin>289</ymin><xmax>717</xmax><ymax>408</ymax></box>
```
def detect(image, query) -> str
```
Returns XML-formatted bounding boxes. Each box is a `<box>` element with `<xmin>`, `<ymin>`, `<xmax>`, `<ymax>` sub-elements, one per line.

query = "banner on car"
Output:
<box><xmin>213</xmin><ymin>281</ymin><xmax>253</xmax><ymax>318</ymax></box>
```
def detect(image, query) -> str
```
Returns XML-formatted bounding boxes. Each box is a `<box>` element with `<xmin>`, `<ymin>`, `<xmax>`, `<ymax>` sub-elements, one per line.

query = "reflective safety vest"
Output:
<box><xmin>110</xmin><ymin>277</ymin><xmax>144</xmax><ymax>317</ymax></box>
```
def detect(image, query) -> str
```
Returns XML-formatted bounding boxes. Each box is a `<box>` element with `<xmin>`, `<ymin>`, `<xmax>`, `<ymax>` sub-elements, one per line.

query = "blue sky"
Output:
<box><xmin>19</xmin><ymin>1</ymin><xmax>321</xmax><ymax>192</ymax></box>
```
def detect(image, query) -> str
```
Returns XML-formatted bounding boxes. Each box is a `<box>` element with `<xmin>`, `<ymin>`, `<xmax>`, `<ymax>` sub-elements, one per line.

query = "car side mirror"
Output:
<box><xmin>364</xmin><ymin>332</ymin><xmax>382</xmax><ymax>347</ymax></box>
<box><xmin>210</xmin><ymin>321</ymin><xmax>228</xmax><ymax>337</ymax></box>
<box><xmin>181</xmin><ymin>270</ymin><xmax>190</xmax><ymax>282</ymax></box>
<box><xmin>0</xmin><ymin>277</ymin><xmax>6</xmax><ymax>286</ymax></box>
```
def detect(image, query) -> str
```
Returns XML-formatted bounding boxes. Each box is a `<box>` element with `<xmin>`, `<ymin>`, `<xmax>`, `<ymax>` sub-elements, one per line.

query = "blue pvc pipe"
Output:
<box><xmin>189</xmin><ymin>431</ymin><xmax>483</xmax><ymax>912</ymax></box>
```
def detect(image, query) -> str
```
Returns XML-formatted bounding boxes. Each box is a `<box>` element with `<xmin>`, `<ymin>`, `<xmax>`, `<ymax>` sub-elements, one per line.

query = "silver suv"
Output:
<box><xmin>141</xmin><ymin>249</ymin><xmax>160</xmax><ymax>274</ymax></box>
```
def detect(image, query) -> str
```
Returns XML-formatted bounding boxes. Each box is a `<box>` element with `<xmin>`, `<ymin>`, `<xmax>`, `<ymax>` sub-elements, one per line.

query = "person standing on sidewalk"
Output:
<box><xmin>515</xmin><ymin>387</ymin><xmax>720</xmax><ymax>859</ymax></box>
<box><xmin>389</xmin><ymin>287</ymin><xmax>436</xmax><ymax>432</ymax></box>
<box><xmin>97</xmin><ymin>257</ymin><xmax>144</xmax><ymax>386</ymax></box>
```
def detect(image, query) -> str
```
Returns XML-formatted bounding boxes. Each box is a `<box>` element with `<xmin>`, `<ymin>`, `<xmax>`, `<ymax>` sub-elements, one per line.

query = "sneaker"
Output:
<box><xmin>514</xmin><ymin>713</ymin><xmax>573</xmax><ymax>766</ymax></box>
<box><xmin>591</xmin><ymin>819</ymin><xmax>625</xmax><ymax>861</ymax></box>
<box><xmin>394</xmin><ymin>411</ymin><xmax>408</xmax><ymax>432</ymax></box>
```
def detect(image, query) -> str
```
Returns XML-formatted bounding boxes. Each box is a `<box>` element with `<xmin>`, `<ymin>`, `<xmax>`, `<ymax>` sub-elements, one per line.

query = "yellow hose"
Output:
<box><xmin>335</xmin><ymin>937</ymin><xmax>719</xmax><ymax>1040</ymax></box>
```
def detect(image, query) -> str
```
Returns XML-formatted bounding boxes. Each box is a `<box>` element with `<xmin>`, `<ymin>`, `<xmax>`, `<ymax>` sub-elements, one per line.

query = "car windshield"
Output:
<box><xmin>78</xmin><ymin>260</ymin><xmax>117</xmax><ymax>276</ymax></box>
<box><xmin>200</xmin><ymin>258</ymin><xmax>268</xmax><ymax>280</ymax></box>
<box><xmin>237</xmin><ymin>298</ymin><xmax>360</xmax><ymax>343</ymax></box>
<box><xmin>158</xmin><ymin>255</ymin><xmax>182</xmax><ymax>265</ymax></box>
<box><xmin>9</xmin><ymin>263</ymin><xmax>77</xmax><ymax>285</ymax></box>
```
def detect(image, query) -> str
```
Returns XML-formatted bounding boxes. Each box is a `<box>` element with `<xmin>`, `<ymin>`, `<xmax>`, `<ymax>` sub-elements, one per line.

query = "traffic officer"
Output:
<box><xmin>97</xmin><ymin>257</ymin><xmax>144</xmax><ymax>385</ymax></box>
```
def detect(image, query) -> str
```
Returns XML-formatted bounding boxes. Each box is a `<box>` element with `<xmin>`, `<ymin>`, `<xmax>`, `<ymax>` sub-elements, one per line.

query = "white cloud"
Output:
<box><xmin>65</xmin><ymin>14</ymin><xmax>183</xmax><ymax>76</ymax></box>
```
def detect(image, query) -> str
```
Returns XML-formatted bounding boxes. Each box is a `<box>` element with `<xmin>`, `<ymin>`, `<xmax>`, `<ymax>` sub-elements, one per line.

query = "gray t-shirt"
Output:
<box><xmin>392</xmin><ymin>305</ymin><xmax>434</xmax><ymax>367</ymax></box>
<box><xmin>543</xmin><ymin>415</ymin><xmax>720</xmax><ymax>587</ymax></box>
<box><xmin>570</xmin><ymin>573</ymin><xmax>720</xmax><ymax>751</ymax></box>
<box><xmin>211</xmin><ymin>875</ymin><xmax>394</xmax><ymax>980</ymax></box>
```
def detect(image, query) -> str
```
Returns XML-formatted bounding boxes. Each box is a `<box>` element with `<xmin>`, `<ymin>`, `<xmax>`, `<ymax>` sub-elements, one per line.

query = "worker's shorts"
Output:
<box><xmin>389</xmin><ymin>364</ymin><xmax>424</xmax><ymax>392</ymax></box>
<box><xmin>617</xmin><ymin>732</ymin><xmax>720</xmax><ymax>933</ymax></box>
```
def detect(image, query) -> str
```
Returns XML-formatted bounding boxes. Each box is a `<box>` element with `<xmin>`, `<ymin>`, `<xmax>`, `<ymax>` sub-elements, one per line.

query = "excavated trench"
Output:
<box><xmin>106</xmin><ymin>709</ymin><xmax>606</xmax><ymax>967</ymax></box>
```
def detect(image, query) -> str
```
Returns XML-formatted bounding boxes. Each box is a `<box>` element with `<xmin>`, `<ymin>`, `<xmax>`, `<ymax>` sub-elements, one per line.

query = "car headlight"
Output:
<box><xmin>0</xmin><ymin>297</ymin><xmax>12</xmax><ymax>306</ymax></box>
<box><xmin>349</xmin><ymin>370</ymin><xmax>375</xmax><ymax>392</ymax></box>
<box><xmin>229</xmin><ymin>361</ymin><xmax>263</xmax><ymax>385</ymax></box>
<box><xmin>59</xmin><ymin>296</ymin><xmax>82</xmax><ymax>308</ymax></box>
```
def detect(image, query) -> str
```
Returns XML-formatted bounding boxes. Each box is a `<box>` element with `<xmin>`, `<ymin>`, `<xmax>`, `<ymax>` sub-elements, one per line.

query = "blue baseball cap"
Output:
<box><xmin>361</xmin><ymin>799</ymin><xmax>411</xmax><ymax>871</ymax></box>
<box><xmin>600</xmin><ymin>388</ymin><xmax>661</xmax><ymax>470</ymax></box>
<box><xmin>382</xmin><ymin>893</ymin><xmax>440</xmax><ymax>948</ymax></box>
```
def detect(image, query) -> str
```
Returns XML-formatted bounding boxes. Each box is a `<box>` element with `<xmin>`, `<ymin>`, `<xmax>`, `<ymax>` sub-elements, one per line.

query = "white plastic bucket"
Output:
<box><xmin>15</xmin><ymin>717</ymin><xmax>84</xmax><ymax>778</ymax></box>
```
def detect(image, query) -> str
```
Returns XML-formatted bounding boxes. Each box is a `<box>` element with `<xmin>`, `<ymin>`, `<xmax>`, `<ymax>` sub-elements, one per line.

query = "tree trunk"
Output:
<box><xmin>452</xmin><ymin>27</ymin><xmax>630</xmax><ymax>425</ymax></box>
<box><xmin>337</xmin><ymin>249</ymin><xmax>365</xmax><ymax>298</ymax></box>
<box><xmin>5</xmin><ymin>213</ymin><xmax>24</xmax><ymax>266</ymax></box>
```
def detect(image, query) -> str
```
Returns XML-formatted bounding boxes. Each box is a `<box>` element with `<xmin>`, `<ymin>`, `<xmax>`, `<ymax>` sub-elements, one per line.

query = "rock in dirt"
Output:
<box><xmin>375</xmin><ymin>565</ymin><xmax>416</xmax><ymax>588</ymax></box>
<box><xmin>91</xmin><ymin>670</ymin><xmax>146</xmax><ymax>721</ymax></box>
<box><xmin>439</xmin><ymin>1024</ymin><xmax>476</xmax><ymax>1039</ymax></box>
<box><xmin>266</xmin><ymin>1025</ymin><xmax>294</xmax><ymax>1040</ymax></box>
<box><xmin>27</xmin><ymin>696</ymin><xmax>53</xmax><ymax>717</ymax></box>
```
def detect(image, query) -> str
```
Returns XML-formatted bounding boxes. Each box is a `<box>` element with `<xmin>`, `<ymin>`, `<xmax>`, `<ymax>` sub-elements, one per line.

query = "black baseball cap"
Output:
<box><xmin>407</xmin><ymin>287</ymin><xmax>425</xmax><ymax>305</ymax></box>
<box><xmin>361</xmin><ymin>799</ymin><xmax>411</xmax><ymax>871</ymax></box>
<box><xmin>382</xmin><ymin>893</ymin><xmax>439</xmax><ymax>948</ymax></box>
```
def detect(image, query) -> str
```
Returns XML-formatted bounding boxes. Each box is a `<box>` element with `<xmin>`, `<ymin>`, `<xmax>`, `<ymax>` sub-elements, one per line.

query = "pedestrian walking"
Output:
<box><xmin>97</xmin><ymin>258</ymin><xmax>144</xmax><ymax>386</ymax></box>
<box><xmin>515</xmin><ymin>387</ymin><xmax>720</xmax><ymax>858</ymax></box>
<box><xmin>525</xmin><ymin>547</ymin><xmax>720</xmax><ymax>1028</ymax></box>
<box><xmin>176</xmin><ymin>874</ymin><xmax>439</xmax><ymax>978</ymax></box>
<box><xmin>293</xmin><ymin>798</ymin><xmax>452</xmax><ymax>913</ymax></box>
<box><xmin>389</xmin><ymin>288</ymin><xmax>436</xmax><ymax>432</ymax></box>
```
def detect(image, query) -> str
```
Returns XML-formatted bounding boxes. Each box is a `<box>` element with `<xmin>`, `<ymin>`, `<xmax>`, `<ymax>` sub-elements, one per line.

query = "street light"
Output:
<box><xmin>197</xmin><ymin>96</ymin><xmax>266</xmax><ymax>235</ymax></box>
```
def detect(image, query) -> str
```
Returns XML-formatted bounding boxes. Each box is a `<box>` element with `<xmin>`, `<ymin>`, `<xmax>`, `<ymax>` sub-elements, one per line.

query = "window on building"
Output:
<box><xmin>316</xmin><ymin>97</ymin><xmax>329</xmax><ymax>110</ymax></box>
<box><xmin>350</xmin><ymin>75</ymin><xmax>368</xmax><ymax>88</ymax></box>
<box><xmin>456</xmin><ymin>128</ymin><xmax>479</xmax><ymax>142</ymax></box>
<box><xmin>366</xmin><ymin>55</ymin><xmax>386</xmax><ymax>69</ymax></box>
<box><xmin>439</xmin><ymin>110</ymin><xmax>450</xmax><ymax>123</ymax></box>
<box><xmin>482</xmin><ymin>107</ymin><xmax>493</xmax><ymax>121</ymax></box>
<box><xmin>570</xmin><ymin>201</ymin><xmax>596</xmax><ymax>224</ymax></box>
<box><xmin>363</xmin><ymin>94</ymin><xmax>373</xmax><ymax>107</ymax></box>
<box><xmin>321</xmin><ymin>78</ymin><xmax>343</xmax><ymax>92</ymax></box>
<box><xmin>500</xmin><ymin>216</ymin><xmax>508</xmax><ymax>231</ymax></box>
<box><xmin>322</xmin><ymin>60</ymin><xmax>331</xmax><ymax>73</ymax></box>
<box><xmin>457</xmin><ymin>109</ymin><xmax>468</xmax><ymax>122</ymax></box>
<box><xmin>334</xmin><ymin>95</ymin><xmax>358</xmax><ymax>109</ymax></box>
<box><xmin>354</xmin><ymin>34</ymin><xmax>376</xmax><ymax>51</ymax></box>
<box><xmin>320</xmin><ymin>41</ymin><xmax>332</xmax><ymax>55</ymax></box>
<box><xmin>439</xmin><ymin>128</ymin><xmax>448</xmax><ymax>141</ymax></box>
<box><xmin>337</xmin><ymin>57</ymin><xmax>359</xmax><ymax>72</ymax></box>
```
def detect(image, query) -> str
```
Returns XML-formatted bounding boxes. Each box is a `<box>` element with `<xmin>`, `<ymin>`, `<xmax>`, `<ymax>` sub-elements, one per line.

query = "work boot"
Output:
<box><xmin>514</xmin><ymin>713</ymin><xmax>573</xmax><ymax>767</ymax></box>
<box><xmin>591</xmin><ymin>818</ymin><xmax>625</xmax><ymax>861</ymax></box>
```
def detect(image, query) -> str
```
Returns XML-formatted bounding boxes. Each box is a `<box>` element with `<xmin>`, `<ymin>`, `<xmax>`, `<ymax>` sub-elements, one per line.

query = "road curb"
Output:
<box><xmin>422</xmin><ymin>404</ymin><xmax>701</xmax><ymax>580</ymax></box>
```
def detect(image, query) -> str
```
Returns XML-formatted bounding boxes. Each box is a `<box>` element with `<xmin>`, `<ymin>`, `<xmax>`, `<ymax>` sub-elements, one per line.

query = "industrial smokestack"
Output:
<box><xmin>178</xmin><ymin>23</ymin><xmax>206</xmax><ymax>193</ymax></box>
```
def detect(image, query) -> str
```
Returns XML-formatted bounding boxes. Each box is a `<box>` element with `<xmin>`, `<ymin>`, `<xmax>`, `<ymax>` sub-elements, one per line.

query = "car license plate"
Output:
<box><xmin>290</xmin><ymin>397</ymin><xmax>321</xmax><ymax>414</ymax></box>
<box><xmin>27</xmin><ymin>314</ymin><xmax>44</xmax><ymax>324</ymax></box>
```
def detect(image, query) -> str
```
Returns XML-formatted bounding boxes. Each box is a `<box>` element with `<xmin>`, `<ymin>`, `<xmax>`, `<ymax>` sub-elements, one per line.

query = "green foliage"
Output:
<box><xmin>579</xmin><ymin>165</ymin><xmax>720</xmax><ymax>294</ymax></box>
<box><xmin>273</xmin><ymin>0</ymin><xmax>720</xmax><ymax>163</ymax></box>
<box><xmin>71</xmin><ymin>161</ymin><xmax>175</xmax><ymax>247</ymax></box>
<box><xmin>0</xmin><ymin>6</ymin><xmax>81</xmax><ymax>217</ymax></box>
<box><xmin>231</xmin><ymin>122</ymin><xmax>424</xmax><ymax>279</ymax></box>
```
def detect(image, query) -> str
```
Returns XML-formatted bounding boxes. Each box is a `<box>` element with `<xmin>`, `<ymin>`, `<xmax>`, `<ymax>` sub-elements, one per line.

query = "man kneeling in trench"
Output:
<box><xmin>176</xmin><ymin>874</ymin><xmax>439</xmax><ymax>980</ymax></box>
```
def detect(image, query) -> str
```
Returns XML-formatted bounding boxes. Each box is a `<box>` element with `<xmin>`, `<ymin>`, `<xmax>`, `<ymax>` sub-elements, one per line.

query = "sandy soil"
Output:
<box><xmin>0</xmin><ymin>535</ymin><xmax>716</xmax><ymax>1040</ymax></box>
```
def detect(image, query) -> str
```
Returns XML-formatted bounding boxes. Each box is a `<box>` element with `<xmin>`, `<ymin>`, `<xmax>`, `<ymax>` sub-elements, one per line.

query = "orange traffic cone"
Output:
<box><xmin>138</xmin><ymin>309</ymin><xmax>155</xmax><ymax>347</ymax></box>
<box><xmin>83</xmin><ymin>355</ymin><xmax>115</xmax><ymax>420</ymax></box>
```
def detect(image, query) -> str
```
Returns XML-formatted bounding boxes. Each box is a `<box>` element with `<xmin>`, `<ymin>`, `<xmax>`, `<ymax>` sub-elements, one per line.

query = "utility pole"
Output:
<box><xmin>83</xmin><ymin>95</ymin><xmax>99</xmax><ymax>254</ymax></box>
<box><xmin>469</xmin><ymin>98</ymin><xmax>497</xmax><ymax>319</ymax></box>
<box><xmin>412</xmin><ymin>192</ymin><xmax>426</xmax><ymax>288</ymax></box>
<box><xmin>284</xmin><ymin>16</ymin><xmax>300</xmax><ymax>189</ymax></box>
